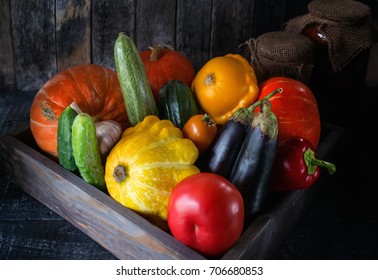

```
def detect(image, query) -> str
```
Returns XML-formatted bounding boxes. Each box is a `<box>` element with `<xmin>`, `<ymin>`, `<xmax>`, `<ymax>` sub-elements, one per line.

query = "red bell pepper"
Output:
<box><xmin>269</xmin><ymin>137</ymin><xmax>336</xmax><ymax>191</ymax></box>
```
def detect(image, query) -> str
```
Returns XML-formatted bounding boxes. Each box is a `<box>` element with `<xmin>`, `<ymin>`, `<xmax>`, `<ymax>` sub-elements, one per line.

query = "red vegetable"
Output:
<box><xmin>182</xmin><ymin>114</ymin><xmax>218</xmax><ymax>154</ymax></box>
<box><xmin>257</xmin><ymin>77</ymin><xmax>321</xmax><ymax>149</ymax></box>
<box><xmin>167</xmin><ymin>173</ymin><xmax>244</xmax><ymax>257</ymax></box>
<box><xmin>140</xmin><ymin>45</ymin><xmax>195</xmax><ymax>102</ymax></box>
<box><xmin>269</xmin><ymin>137</ymin><xmax>336</xmax><ymax>191</ymax></box>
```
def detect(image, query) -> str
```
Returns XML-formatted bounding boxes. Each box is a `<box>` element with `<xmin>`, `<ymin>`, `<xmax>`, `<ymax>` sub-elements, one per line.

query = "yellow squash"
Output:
<box><xmin>105</xmin><ymin>115</ymin><xmax>200</xmax><ymax>221</ymax></box>
<box><xmin>192</xmin><ymin>54</ymin><xmax>259</xmax><ymax>125</ymax></box>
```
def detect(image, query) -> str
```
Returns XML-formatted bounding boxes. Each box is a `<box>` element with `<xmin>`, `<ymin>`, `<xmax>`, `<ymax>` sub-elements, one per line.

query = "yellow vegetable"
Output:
<box><xmin>191</xmin><ymin>54</ymin><xmax>259</xmax><ymax>125</ymax></box>
<box><xmin>105</xmin><ymin>115</ymin><xmax>200</xmax><ymax>221</ymax></box>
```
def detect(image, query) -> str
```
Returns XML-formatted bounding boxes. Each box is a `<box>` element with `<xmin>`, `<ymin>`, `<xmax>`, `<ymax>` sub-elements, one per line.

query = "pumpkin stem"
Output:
<box><xmin>113</xmin><ymin>165</ymin><xmax>127</xmax><ymax>183</ymax></box>
<box><xmin>150</xmin><ymin>45</ymin><xmax>162</xmax><ymax>61</ymax></box>
<box><xmin>205</xmin><ymin>73</ymin><xmax>215</xmax><ymax>87</ymax></box>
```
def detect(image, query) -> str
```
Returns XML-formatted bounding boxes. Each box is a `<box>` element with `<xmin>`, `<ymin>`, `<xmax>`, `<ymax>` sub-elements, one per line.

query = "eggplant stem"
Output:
<box><xmin>231</xmin><ymin>87</ymin><xmax>282</xmax><ymax>124</ymax></box>
<box><xmin>251</xmin><ymin>98</ymin><xmax>279</xmax><ymax>140</ymax></box>
<box><xmin>248</xmin><ymin>87</ymin><xmax>282</xmax><ymax>113</ymax></box>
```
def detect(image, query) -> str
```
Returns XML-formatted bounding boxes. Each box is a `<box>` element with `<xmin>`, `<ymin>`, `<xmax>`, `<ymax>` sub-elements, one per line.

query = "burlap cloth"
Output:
<box><xmin>241</xmin><ymin>31</ymin><xmax>315</xmax><ymax>83</ymax></box>
<box><xmin>285</xmin><ymin>0</ymin><xmax>376</xmax><ymax>72</ymax></box>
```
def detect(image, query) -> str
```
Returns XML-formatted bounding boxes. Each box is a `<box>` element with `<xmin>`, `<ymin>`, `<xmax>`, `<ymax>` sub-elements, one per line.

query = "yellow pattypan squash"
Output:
<box><xmin>192</xmin><ymin>54</ymin><xmax>259</xmax><ymax>125</ymax></box>
<box><xmin>105</xmin><ymin>115</ymin><xmax>200</xmax><ymax>221</ymax></box>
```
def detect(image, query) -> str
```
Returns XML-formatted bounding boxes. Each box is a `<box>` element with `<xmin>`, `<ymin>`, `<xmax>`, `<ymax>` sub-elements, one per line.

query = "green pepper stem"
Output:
<box><xmin>304</xmin><ymin>148</ymin><xmax>336</xmax><ymax>175</ymax></box>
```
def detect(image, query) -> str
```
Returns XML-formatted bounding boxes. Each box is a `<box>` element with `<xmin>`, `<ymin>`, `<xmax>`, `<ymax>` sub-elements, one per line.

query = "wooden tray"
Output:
<box><xmin>0</xmin><ymin>123</ymin><xmax>342</xmax><ymax>260</ymax></box>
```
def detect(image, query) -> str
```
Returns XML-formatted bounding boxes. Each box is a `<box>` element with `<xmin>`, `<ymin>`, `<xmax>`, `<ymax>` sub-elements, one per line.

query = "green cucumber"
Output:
<box><xmin>157</xmin><ymin>80</ymin><xmax>200</xmax><ymax>129</ymax></box>
<box><xmin>57</xmin><ymin>104</ymin><xmax>78</xmax><ymax>172</ymax></box>
<box><xmin>114</xmin><ymin>32</ymin><xmax>158</xmax><ymax>126</ymax></box>
<box><xmin>72</xmin><ymin>113</ymin><xmax>106</xmax><ymax>191</ymax></box>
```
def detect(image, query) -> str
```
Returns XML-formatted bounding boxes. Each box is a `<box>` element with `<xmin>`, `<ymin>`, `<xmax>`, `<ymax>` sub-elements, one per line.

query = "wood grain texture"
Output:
<box><xmin>0</xmin><ymin>123</ymin><xmax>341</xmax><ymax>260</ymax></box>
<box><xmin>135</xmin><ymin>0</ymin><xmax>176</xmax><ymax>51</ymax></box>
<box><xmin>0</xmin><ymin>210</ymin><xmax>117</xmax><ymax>259</ymax></box>
<box><xmin>10</xmin><ymin>0</ymin><xmax>56</xmax><ymax>91</ymax></box>
<box><xmin>56</xmin><ymin>0</ymin><xmax>91</xmax><ymax>71</ymax></box>
<box><xmin>92</xmin><ymin>0</ymin><xmax>136</xmax><ymax>70</ymax></box>
<box><xmin>0</xmin><ymin>0</ymin><xmax>334</xmax><ymax>93</ymax></box>
<box><xmin>0</xmin><ymin>0</ymin><xmax>15</xmax><ymax>91</ymax></box>
<box><xmin>1</xmin><ymin>130</ymin><xmax>205</xmax><ymax>260</ymax></box>
<box><xmin>210</xmin><ymin>0</ymin><xmax>255</xmax><ymax>58</ymax></box>
<box><xmin>176</xmin><ymin>0</ymin><xmax>212</xmax><ymax>72</ymax></box>
<box><xmin>252</xmin><ymin>0</ymin><xmax>287</xmax><ymax>37</ymax></box>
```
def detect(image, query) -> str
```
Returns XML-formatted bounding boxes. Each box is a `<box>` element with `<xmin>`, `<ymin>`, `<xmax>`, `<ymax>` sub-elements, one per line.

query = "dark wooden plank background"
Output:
<box><xmin>0</xmin><ymin>0</ymin><xmax>309</xmax><ymax>93</ymax></box>
<box><xmin>0</xmin><ymin>0</ymin><xmax>376</xmax><ymax>92</ymax></box>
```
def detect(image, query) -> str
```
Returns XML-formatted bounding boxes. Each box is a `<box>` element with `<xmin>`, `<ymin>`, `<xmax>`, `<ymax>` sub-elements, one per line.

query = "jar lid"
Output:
<box><xmin>308</xmin><ymin>0</ymin><xmax>371</xmax><ymax>23</ymax></box>
<box><xmin>251</xmin><ymin>31</ymin><xmax>315</xmax><ymax>63</ymax></box>
<box><xmin>241</xmin><ymin>31</ymin><xmax>315</xmax><ymax>83</ymax></box>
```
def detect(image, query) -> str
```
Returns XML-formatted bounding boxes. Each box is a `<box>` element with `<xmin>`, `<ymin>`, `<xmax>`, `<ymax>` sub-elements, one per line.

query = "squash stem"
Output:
<box><xmin>113</xmin><ymin>165</ymin><xmax>127</xmax><ymax>183</ymax></box>
<box><xmin>205</xmin><ymin>73</ymin><xmax>215</xmax><ymax>86</ymax></box>
<box><xmin>150</xmin><ymin>45</ymin><xmax>162</xmax><ymax>61</ymax></box>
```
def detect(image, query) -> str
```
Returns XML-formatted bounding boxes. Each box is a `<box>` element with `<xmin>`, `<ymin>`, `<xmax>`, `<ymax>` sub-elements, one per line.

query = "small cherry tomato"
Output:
<box><xmin>182</xmin><ymin>114</ymin><xmax>217</xmax><ymax>153</ymax></box>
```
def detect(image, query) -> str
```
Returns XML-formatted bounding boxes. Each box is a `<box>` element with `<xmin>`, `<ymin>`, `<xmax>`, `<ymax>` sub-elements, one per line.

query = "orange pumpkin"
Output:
<box><xmin>140</xmin><ymin>45</ymin><xmax>195</xmax><ymax>102</ymax></box>
<box><xmin>30</xmin><ymin>64</ymin><xmax>129</xmax><ymax>158</ymax></box>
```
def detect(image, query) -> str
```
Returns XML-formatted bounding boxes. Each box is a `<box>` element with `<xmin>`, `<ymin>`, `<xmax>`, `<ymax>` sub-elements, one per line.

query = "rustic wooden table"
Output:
<box><xmin>1</xmin><ymin>86</ymin><xmax>377</xmax><ymax>260</ymax></box>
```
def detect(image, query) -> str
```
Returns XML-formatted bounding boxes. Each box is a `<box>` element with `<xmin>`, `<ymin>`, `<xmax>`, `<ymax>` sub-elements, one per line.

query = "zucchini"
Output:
<box><xmin>114</xmin><ymin>32</ymin><xmax>158</xmax><ymax>126</ymax></box>
<box><xmin>57</xmin><ymin>104</ymin><xmax>78</xmax><ymax>172</ymax></box>
<box><xmin>72</xmin><ymin>113</ymin><xmax>106</xmax><ymax>191</ymax></box>
<box><xmin>157</xmin><ymin>80</ymin><xmax>199</xmax><ymax>129</ymax></box>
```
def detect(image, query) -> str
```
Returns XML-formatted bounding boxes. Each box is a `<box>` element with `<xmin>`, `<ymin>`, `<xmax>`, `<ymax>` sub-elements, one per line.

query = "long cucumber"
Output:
<box><xmin>57</xmin><ymin>104</ymin><xmax>78</xmax><ymax>172</ymax></box>
<box><xmin>72</xmin><ymin>113</ymin><xmax>106</xmax><ymax>191</ymax></box>
<box><xmin>114</xmin><ymin>32</ymin><xmax>158</xmax><ymax>126</ymax></box>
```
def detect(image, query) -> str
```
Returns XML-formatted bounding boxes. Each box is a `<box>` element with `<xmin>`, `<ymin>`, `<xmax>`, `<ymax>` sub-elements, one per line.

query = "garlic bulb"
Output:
<box><xmin>95</xmin><ymin>120</ymin><xmax>122</xmax><ymax>156</ymax></box>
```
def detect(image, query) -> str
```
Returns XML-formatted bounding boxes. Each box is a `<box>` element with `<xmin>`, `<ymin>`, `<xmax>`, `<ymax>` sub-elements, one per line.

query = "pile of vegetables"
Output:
<box><xmin>29</xmin><ymin>31</ymin><xmax>336</xmax><ymax>258</ymax></box>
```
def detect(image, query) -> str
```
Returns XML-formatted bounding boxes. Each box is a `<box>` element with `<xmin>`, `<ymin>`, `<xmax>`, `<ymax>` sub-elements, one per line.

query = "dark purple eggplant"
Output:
<box><xmin>229</xmin><ymin>98</ymin><xmax>279</xmax><ymax>226</ymax></box>
<box><xmin>197</xmin><ymin>118</ymin><xmax>249</xmax><ymax>178</ymax></box>
<box><xmin>197</xmin><ymin>88</ymin><xmax>282</xmax><ymax>179</ymax></box>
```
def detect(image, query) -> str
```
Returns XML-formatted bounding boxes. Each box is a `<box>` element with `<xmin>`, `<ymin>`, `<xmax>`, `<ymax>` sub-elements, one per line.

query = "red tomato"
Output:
<box><xmin>258</xmin><ymin>77</ymin><xmax>321</xmax><ymax>149</ymax></box>
<box><xmin>167</xmin><ymin>173</ymin><xmax>244</xmax><ymax>257</ymax></box>
<box><xmin>182</xmin><ymin>114</ymin><xmax>218</xmax><ymax>153</ymax></box>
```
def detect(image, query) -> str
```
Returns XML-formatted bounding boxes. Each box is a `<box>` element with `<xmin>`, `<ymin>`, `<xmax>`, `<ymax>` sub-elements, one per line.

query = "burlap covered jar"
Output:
<box><xmin>241</xmin><ymin>31</ymin><xmax>315</xmax><ymax>84</ymax></box>
<box><xmin>285</xmin><ymin>0</ymin><xmax>376</xmax><ymax>125</ymax></box>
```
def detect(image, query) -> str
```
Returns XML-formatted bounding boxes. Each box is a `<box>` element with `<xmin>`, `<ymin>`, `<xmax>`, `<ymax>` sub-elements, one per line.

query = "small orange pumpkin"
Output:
<box><xmin>30</xmin><ymin>64</ymin><xmax>129</xmax><ymax>158</ymax></box>
<box><xmin>140</xmin><ymin>45</ymin><xmax>195</xmax><ymax>102</ymax></box>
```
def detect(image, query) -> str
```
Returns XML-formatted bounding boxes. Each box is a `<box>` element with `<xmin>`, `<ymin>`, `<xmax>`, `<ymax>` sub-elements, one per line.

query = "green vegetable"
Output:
<box><xmin>157</xmin><ymin>80</ymin><xmax>199</xmax><ymax>129</ymax></box>
<box><xmin>72</xmin><ymin>113</ymin><xmax>106</xmax><ymax>191</ymax></box>
<box><xmin>114</xmin><ymin>32</ymin><xmax>158</xmax><ymax>126</ymax></box>
<box><xmin>57</xmin><ymin>104</ymin><xmax>78</xmax><ymax>172</ymax></box>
